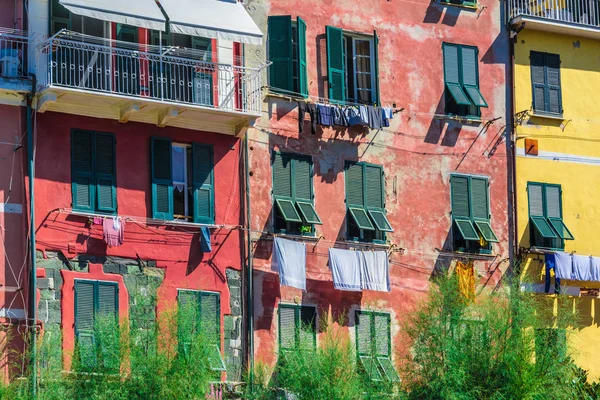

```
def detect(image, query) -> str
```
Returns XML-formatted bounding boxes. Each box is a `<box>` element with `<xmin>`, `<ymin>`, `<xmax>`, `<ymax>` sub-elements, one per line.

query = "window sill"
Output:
<box><xmin>265</xmin><ymin>89</ymin><xmax>308</xmax><ymax>103</ymax></box>
<box><xmin>270</xmin><ymin>232</ymin><xmax>321</xmax><ymax>242</ymax></box>
<box><xmin>529</xmin><ymin>113</ymin><xmax>565</xmax><ymax>121</ymax></box>
<box><xmin>438</xmin><ymin>1</ymin><xmax>478</xmax><ymax>10</ymax></box>
<box><xmin>65</xmin><ymin>209</ymin><xmax>218</xmax><ymax>229</ymax></box>
<box><xmin>528</xmin><ymin>246</ymin><xmax>564</xmax><ymax>254</ymax></box>
<box><xmin>341</xmin><ymin>240</ymin><xmax>391</xmax><ymax>250</ymax></box>
<box><xmin>434</xmin><ymin>114</ymin><xmax>483</xmax><ymax>125</ymax></box>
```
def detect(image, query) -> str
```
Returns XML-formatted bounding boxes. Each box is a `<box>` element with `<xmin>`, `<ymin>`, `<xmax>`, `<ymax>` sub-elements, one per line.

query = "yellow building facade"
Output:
<box><xmin>512</xmin><ymin>21</ymin><xmax>600</xmax><ymax>379</ymax></box>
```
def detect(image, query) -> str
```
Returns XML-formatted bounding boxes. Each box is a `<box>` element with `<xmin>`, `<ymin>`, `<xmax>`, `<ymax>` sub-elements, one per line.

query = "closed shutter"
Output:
<box><xmin>297</xmin><ymin>17</ymin><xmax>308</xmax><ymax>97</ymax></box>
<box><xmin>299</xmin><ymin>306</ymin><xmax>316</xmax><ymax>349</ymax></box>
<box><xmin>273</xmin><ymin>153</ymin><xmax>292</xmax><ymax>198</ymax></box>
<box><xmin>450</xmin><ymin>175</ymin><xmax>470</xmax><ymax>218</ymax></box>
<box><xmin>356</xmin><ymin>311</ymin><xmax>373</xmax><ymax>355</ymax></box>
<box><xmin>268</xmin><ymin>16</ymin><xmax>293</xmax><ymax>93</ymax></box>
<box><xmin>151</xmin><ymin>137</ymin><xmax>173</xmax><ymax>220</ymax></box>
<box><xmin>546</xmin><ymin>54</ymin><xmax>562</xmax><ymax>114</ymax></box>
<box><xmin>279</xmin><ymin>305</ymin><xmax>297</xmax><ymax>350</ymax></box>
<box><xmin>374</xmin><ymin>314</ymin><xmax>390</xmax><ymax>357</ymax></box>
<box><xmin>200</xmin><ymin>292</ymin><xmax>220</xmax><ymax>346</ymax></box>
<box><xmin>95</xmin><ymin>133</ymin><xmax>117</xmax><ymax>213</ymax></box>
<box><xmin>545</xmin><ymin>185</ymin><xmax>561</xmax><ymax>219</ymax></box>
<box><xmin>345</xmin><ymin>163</ymin><xmax>364</xmax><ymax>207</ymax></box>
<box><xmin>72</xmin><ymin>130</ymin><xmax>94</xmax><ymax>212</ymax></box>
<box><xmin>97</xmin><ymin>281</ymin><xmax>119</xmax><ymax>371</ymax></box>
<box><xmin>294</xmin><ymin>156</ymin><xmax>312</xmax><ymax>201</ymax></box>
<box><xmin>528</xmin><ymin>183</ymin><xmax>544</xmax><ymax>217</ymax></box>
<box><xmin>75</xmin><ymin>280</ymin><xmax>96</xmax><ymax>367</ymax></box>
<box><xmin>373</xmin><ymin>30</ymin><xmax>380</xmax><ymax>106</ymax></box>
<box><xmin>443</xmin><ymin>44</ymin><xmax>471</xmax><ymax>106</ymax></box>
<box><xmin>461</xmin><ymin>46</ymin><xmax>488</xmax><ymax>108</ymax></box>
<box><xmin>192</xmin><ymin>143</ymin><xmax>214</xmax><ymax>224</ymax></box>
<box><xmin>326</xmin><ymin>26</ymin><xmax>345</xmax><ymax>103</ymax></box>
<box><xmin>471</xmin><ymin>177</ymin><xmax>489</xmax><ymax>220</ymax></box>
<box><xmin>97</xmin><ymin>282</ymin><xmax>118</xmax><ymax>319</ymax></box>
<box><xmin>530</xmin><ymin>51</ymin><xmax>547</xmax><ymax>113</ymax></box>
<box><xmin>178</xmin><ymin>290</ymin><xmax>199</xmax><ymax>350</ymax></box>
<box><xmin>365</xmin><ymin>165</ymin><xmax>383</xmax><ymax>209</ymax></box>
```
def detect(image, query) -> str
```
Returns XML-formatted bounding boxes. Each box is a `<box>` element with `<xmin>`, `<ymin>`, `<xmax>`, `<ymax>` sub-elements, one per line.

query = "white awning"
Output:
<box><xmin>59</xmin><ymin>0</ymin><xmax>167</xmax><ymax>31</ymax></box>
<box><xmin>158</xmin><ymin>0</ymin><xmax>263</xmax><ymax>45</ymax></box>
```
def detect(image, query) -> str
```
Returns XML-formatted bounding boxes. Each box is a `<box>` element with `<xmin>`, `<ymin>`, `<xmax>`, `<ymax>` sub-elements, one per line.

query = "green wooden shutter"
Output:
<box><xmin>75</xmin><ymin>280</ymin><xmax>96</xmax><ymax>367</ymax></box>
<box><xmin>178</xmin><ymin>290</ymin><xmax>200</xmax><ymax>354</ymax></box>
<box><xmin>471</xmin><ymin>177</ymin><xmax>489</xmax><ymax>220</ymax></box>
<box><xmin>326</xmin><ymin>26</ymin><xmax>345</xmax><ymax>103</ymax></box>
<box><xmin>297</xmin><ymin>17</ymin><xmax>308</xmax><ymax>97</ymax></box>
<box><xmin>150</xmin><ymin>137</ymin><xmax>173</xmax><ymax>220</ymax></box>
<box><xmin>530</xmin><ymin>51</ymin><xmax>547</xmax><ymax>113</ymax></box>
<box><xmin>97</xmin><ymin>281</ymin><xmax>119</xmax><ymax>371</ymax></box>
<box><xmin>461</xmin><ymin>46</ymin><xmax>488</xmax><ymax>108</ymax></box>
<box><xmin>450</xmin><ymin>175</ymin><xmax>470</xmax><ymax>218</ymax></box>
<box><xmin>294</xmin><ymin>156</ymin><xmax>311</xmax><ymax>201</ymax></box>
<box><xmin>279</xmin><ymin>305</ymin><xmax>297</xmax><ymax>350</ymax></box>
<box><xmin>192</xmin><ymin>143</ymin><xmax>214</xmax><ymax>224</ymax></box>
<box><xmin>365</xmin><ymin>165</ymin><xmax>383</xmax><ymax>210</ymax></box>
<box><xmin>273</xmin><ymin>153</ymin><xmax>293</xmax><ymax>198</ymax></box>
<box><xmin>95</xmin><ymin>133</ymin><xmax>117</xmax><ymax>213</ymax></box>
<box><xmin>268</xmin><ymin>16</ymin><xmax>293</xmax><ymax>93</ymax></box>
<box><xmin>545</xmin><ymin>185</ymin><xmax>561</xmax><ymax>219</ymax></box>
<box><xmin>200</xmin><ymin>292</ymin><xmax>220</xmax><ymax>346</ymax></box>
<box><xmin>546</xmin><ymin>54</ymin><xmax>562</xmax><ymax>114</ymax></box>
<box><xmin>374</xmin><ymin>314</ymin><xmax>390</xmax><ymax>357</ymax></box>
<box><xmin>443</xmin><ymin>43</ymin><xmax>471</xmax><ymax>106</ymax></box>
<box><xmin>373</xmin><ymin>30</ymin><xmax>380</xmax><ymax>106</ymax></box>
<box><xmin>299</xmin><ymin>306</ymin><xmax>316</xmax><ymax>349</ymax></box>
<box><xmin>345</xmin><ymin>163</ymin><xmax>365</xmax><ymax>207</ymax></box>
<box><xmin>97</xmin><ymin>282</ymin><xmax>118</xmax><ymax>318</ymax></box>
<box><xmin>528</xmin><ymin>182</ymin><xmax>557</xmax><ymax>239</ymax></box>
<box><xmin>72</xmin><ymin>130</ymin><xmax>95</xmax><ymax>212</ymax></box>
<box><xmin>356</xmin><ymin>311</ymin><xmax>373</xmax><ymax>355</ymax></box>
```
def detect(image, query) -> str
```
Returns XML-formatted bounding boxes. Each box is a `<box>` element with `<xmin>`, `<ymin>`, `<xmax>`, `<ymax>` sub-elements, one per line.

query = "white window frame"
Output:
<box><xmin>172</xmin><ymin>143</ymin><xmax>191</xmax><ymax>220</ymax></box>
<box><xmin>343</xmin><ymin>34</ymin><xmax>376</xmax><ymax>104</ymax></box>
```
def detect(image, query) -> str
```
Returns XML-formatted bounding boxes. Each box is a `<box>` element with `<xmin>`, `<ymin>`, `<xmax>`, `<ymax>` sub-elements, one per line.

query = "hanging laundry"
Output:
<box><xmin>329</xmin><ymin>248</ymin><xmax>363</xmax><ymax>291</ymax></box>
<box><xmin>383</xmin><ymin>107</ymin><xmax>394</xmax><ymax>120</ymax></box>
<box><xmin>591</xmin><ymin>257</ymin><xmax>600</xmax><ymax>282</ymax></box>
<box><xmin>544</xmin><ymin>252</ymin><xmax>557</xmax><ymax>293</ymax></box>
<box><xmin>93</xmin><ymin>217</ymin><xmax>103</xmax><ymax>225</ymax></box>
<box><xmin>333</xmin><ymin>106</ymin><xmax>349</xmax><ymax>126</ymax></box>
<box><xmin>199</xmin><ymin>226</ymin><xmax>212</xmax><ymax>253</ymax></box>
<box><xmin>358</xmin><ymin>105</ymin><xmax>369</xmax><ymax>126</ymax></box>
<box><xmin>103</xmin><ymin>217</ymin><xmax>124</xmax><ymax>247</ymax></box>
<box><xmin>554</xmin><ymin>251</ymin><xmax>573</xmax><ymax>280</ymax></box>
<box><xmin>273</xmin><ymin>237</ymin><xmax>306</xmax><ymax>290</ymax></box>
<box><xmin>381</xmin><ymin>107</ymin><xmax>390</xmax><ymax>127</ymax></box>
<box><xmin>455</xmin><ymin>261</ymin><xmax>475</xmax><ymax>304</ymax></box>
<box><xmin>298</xmin><ymin>101</ymin><xmax>317</xmax><ymax>135</ymax></box>
<box><xmin>346</xmin><ymin>107</ymin><xmax>360</xmax><ymax>126</ymax></box>
<box><xmin>361</xmin><ymin>251</ymin><xmax>390</xmax><ymax>292</ymax></box>
<box><xmin>573</xmin><ymin>254</ymin><xmax>592</xmax><ymax>281</ymax></box>
<box><xmin>367</xmin><ymin>105</ymin><xmax>382</xmax><ymax>129</ymax></box>
<box><xmin>317</xmin><ymin>103</ymin><xmax>334</xmax><ymax>126</ymax></box>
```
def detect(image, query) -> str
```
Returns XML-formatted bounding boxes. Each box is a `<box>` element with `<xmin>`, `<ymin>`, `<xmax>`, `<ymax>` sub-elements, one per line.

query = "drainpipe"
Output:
<box><xmin>509</xmin><ymin>31</ymin><xmax>519</xmax><ymax>272</ymax></box>
<box><xmin>244</xmin><ymin>132</ymin><xmax>254</xmax><ymax>379</ymax></box>
<box><xmin>26</xmin><ymin>73</ymin><xmax>37</xmax><ymax>396</ymax></box>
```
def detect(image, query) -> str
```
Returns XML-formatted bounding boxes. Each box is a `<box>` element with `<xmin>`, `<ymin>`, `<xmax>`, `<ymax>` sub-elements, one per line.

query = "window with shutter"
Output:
<box><xmin>71</xmin><ymin>130</ymin><xmax>117</xmax><ymax>214</ymax></box>
<box><xmin>527</xmin><ymin>182</ymin><xmax>573</xmax><ymax>249</ymax></box>
<box><xmin>443</xmin><ymin>43</ymin><xmax>487</xmax><ymax>118</ymax></box>
<box><xmin>268</xmin><ymin>16</ymin><xmax>308</xmax><ymax>97</ymax></box>
<box><xmin>272</xmin><ymin>152</ymin><xmax>321</xmax><ymax>235</ymax></box>
<box><xmin>74</xmin><ymin>279</ymin><xmax>119</xmax><ymax>371</ymax></box>
<box><xmin>177</xmin><ymin>290</ymin><xmax>225</xmax><ymax>371</ymax></box>
<box><xmin>355</xmin><ymin>310</ymin><xmax>398</xmax><ymax>382</ymax></box>
<box><xmin>278</xmin><ymin>304</ymin><xmax>317</xmax><ymax>353</ymax></box>
<box><xmin>151</xmin><ymin>139</ymin><xmax>214</xmax><ymax>224</ymax></box>
<box><xmin>326</xmin><ymin>27</ymin><xmax>379</xmax><ymax>105</ymax></box>
<box><xmin>450</xmin><ymin>174</ymin><xmax>498</xmax><ymax>253</ymax></box>
<box><xmin>530</xmin><ymin>51</ymin><xmax>563</xmax><ymax>115</ymax></box>
<box><xmin>345</xmin><ymin>162</ymin><xmax>393</xmax><ymax>243</ymax></box>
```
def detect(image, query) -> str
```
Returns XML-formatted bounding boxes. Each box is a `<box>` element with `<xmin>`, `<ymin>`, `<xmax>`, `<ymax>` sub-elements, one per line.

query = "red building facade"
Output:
<box><xmin>245</xmin><ymin>0</ymin><xmax>511</xmax><ymax>375</ymax></box>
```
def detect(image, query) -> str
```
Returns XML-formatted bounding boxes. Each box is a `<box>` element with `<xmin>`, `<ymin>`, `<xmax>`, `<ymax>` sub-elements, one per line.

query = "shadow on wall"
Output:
<box><xmin>423</xmin><ymin>2</ymin><xmax>465</xmax><ymax>26</ymax></box>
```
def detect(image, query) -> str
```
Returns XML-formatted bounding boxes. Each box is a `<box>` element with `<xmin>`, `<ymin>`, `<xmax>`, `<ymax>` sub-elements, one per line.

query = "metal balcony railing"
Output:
<box><xmin>0</xmin><ymin>29</ymin><xmax>28</xmax><ymax>79</ymax></box>
<box><xmin>37</xmin><ymin>31</ymin><xmax>264</xmax><ymax>116</ymax></box>
<box><xmin>508</xmin><ymin>0</ymin><xmax>600</xmax><ymax>27</ymax></box>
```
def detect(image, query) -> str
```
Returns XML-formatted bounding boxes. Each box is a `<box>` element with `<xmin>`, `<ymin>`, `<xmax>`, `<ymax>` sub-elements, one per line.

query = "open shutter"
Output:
<box><xmin>297</xmin><ymin>17</ymin><xmax>308</xmax><ymax>97</ymax></box>
<box><xmin>75</xmin><ymin>280</ymin><xmax>96</xmax><ymax>367</ymax></box>
<box><xmin>461</xmin><ymin>46</ymin><xmax>488</xmax><ymax>108</ymax></box>
<box><xmin>294</xmin><ymin>155</ymin><xmax>322</xmax><ymax>225</ymax></box>
<box><xmin>279</xmin><ymin>305</ymin><xmax>297</xmax><ymax>350</ymax></box>
<box><xmin>546</xmin><ymin>185</ymin><xmax>574</xmax><ymax>240</ymax></box>
<box><xmin>192</xmin><ymin>143</ymin><xmax>214</xmax><ymax>224</ymax></box>
<box><xmin>443</xmin><ymin>44</ymin><xmax>471</xmax><ymax>106</ymax></box>
<box><xmin>471</xmin><ymin>177</ymin><xmax>489</xmax><ymax>220</ymax></box>
<box><xmin>450</xmin><ymin>175</ymin><xmax>479</xmax><ymax>241</ymax></box>
<box><xmin>373</xmin><ymin>30</ymin><xmax>380</xmax><ymax>106</ymax></box>
<box><xmin>151</xmin><ymin>137</ymin><xmax>173</xmax><ymax>220</ymax></box>
<box><xmin>528</xmin><ymin>183</ymin><xmax>557</xmax><ymax>239</ymax></box>
<box><xmin>365</xmin><ymin>165</ymin><xmax>383</xmax><ymax>210</ymax></box>
<box><xmin>273</xmin><ymin>153</ymin><xmax>293</xmax><ymax>198</ymax></box>
<box><xmin>299</xmin><ymin>306</ymin><xmax>316</xmax><ymax>349</ymax></box>
<box><xmin>530</xmin><ymin>51</ymin><xmax>547</xmax><ymax>113</ymax></box>
<box><xmin>345</xmin><ymin>163</ymin><xmax>365</xmax><ymax>207</ymax></box>
<box><xmin>72</xmin><ymin>130</ymin><xmax>95</xmax><ymax>212</ymax></box>
<box><xmin>95</xmin><ymin>133</ymin><xmax>117</xmax><ymax>213</ymax></box>
<box><xmin>268</xmin><ymin>16</ymin><xmax>293</xmax><ymax>93</ymax></box>
<box><xmin>374</xmin><ymin>314</ymin><xmax>390</xmax><ymax>357</ymax></box>
<box><xmin>326</xmin><ymin>26</ymin><xmax>345</xmax><ymax>103</ymax></box>
<box><xmin>546</xmin><ymin>54</ymin><xmax>562</xmax><ymax>114</ymax></box>
<box><xmin>356</xmin><ymin>311</ymin><xmax>373</xmax><ymax>355</ymax></box>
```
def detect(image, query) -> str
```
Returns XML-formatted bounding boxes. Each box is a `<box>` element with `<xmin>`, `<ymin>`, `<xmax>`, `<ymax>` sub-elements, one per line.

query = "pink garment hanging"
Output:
<box><xmin>103</xmin><ymin>217</ymin><xmax>125</xmax><ymax>247</ymax></box>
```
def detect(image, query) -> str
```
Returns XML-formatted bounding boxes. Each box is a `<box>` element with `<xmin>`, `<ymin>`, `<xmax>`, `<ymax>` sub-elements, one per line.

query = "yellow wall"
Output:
<box><xmin>515</xmin><ymin>29</ymin><xmax>600</xmax><ymax>381</ymax></box>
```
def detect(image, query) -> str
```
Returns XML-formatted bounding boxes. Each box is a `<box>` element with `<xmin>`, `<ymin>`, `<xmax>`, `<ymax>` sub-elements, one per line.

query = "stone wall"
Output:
<box><xmin>224</xmin><ymin>268</ymin><xmax>243</xmax><ymax>382</ymax></box>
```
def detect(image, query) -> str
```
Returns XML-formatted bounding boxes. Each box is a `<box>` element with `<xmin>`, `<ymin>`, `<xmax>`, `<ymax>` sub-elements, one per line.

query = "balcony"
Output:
<box><xmin>508</xmin><ymin>0</ymin><xmax>600</xmax><ymax>38</ymax></box>
<box><xmin>0</xmin><ymin>28</ymin><xmax>32</xmax><ymax>105</ymax></box>
<box><xmin>35</xmin><ymin>31</ymin><xmax>266</xmax><ymax>136</ymax></box>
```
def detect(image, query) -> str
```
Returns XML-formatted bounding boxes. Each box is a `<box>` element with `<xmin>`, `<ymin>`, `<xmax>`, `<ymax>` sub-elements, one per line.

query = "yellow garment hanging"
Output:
<box><xmin>455</xmin><ymin>261</ymin><xmax>476</xmax><ymax>303</ymax></box>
